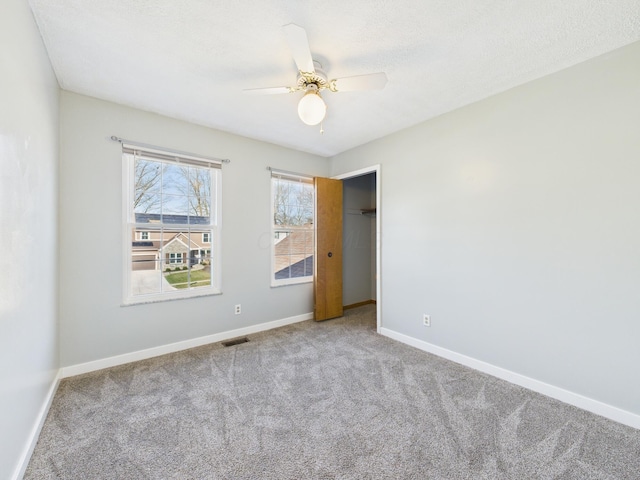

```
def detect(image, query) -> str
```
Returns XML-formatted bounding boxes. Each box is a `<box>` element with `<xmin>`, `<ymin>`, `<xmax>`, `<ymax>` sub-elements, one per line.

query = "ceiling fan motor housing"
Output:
<box><xmin>297</xmin><ymin>64</ymin><xmax>328</xmax><ymax>90</ymax></box>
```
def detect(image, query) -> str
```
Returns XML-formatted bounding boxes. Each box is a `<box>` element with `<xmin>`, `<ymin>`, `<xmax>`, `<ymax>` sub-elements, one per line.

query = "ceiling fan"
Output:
<box><xmin>244</xmin><ymin>23</ymin><xmax>388</xmax><ymax>127</ymax></box>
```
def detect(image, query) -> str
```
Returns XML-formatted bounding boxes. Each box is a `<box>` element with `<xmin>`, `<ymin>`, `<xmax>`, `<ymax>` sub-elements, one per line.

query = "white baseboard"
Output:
<box><xmin>380</xmin><ymin>327</ymin><xmax>640</xmax><ymax>430</ymax></box>
<box><xmin>60</xmin><ymin>312</ymin><xmax>313</xmax><ymax>378</ymax></box>
<box><xmin>13</xmin><ymin>371</ymin><xmax>61</xmax><ymax>480</ymax></box>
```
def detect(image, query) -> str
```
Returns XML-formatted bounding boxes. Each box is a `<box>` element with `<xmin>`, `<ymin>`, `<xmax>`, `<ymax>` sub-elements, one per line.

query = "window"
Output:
<box><xmin>123</xmin><ymin>144</ymin><xmax>222</xmax><ymax>304</ymax></box>
<box><xmin>169</xmin><ymin>252</ymin><xmax>183</xmax><ymax>264</ymax></box>
<box><xmin>271</xmin><ymin>171</ymin><xmax>314</xmax><ymax>286</ymax></box>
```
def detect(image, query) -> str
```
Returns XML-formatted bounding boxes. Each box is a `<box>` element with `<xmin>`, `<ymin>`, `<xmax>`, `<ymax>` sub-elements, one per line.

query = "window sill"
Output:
<box><xmin>270</xmin><ymin>278</ymin><xmax>313</xmax><ymax>288</ymax></box>
<box><xmin>122</xmin><ymin>289</ymin><xmax>222</xmax><ymax>306</ymax></box>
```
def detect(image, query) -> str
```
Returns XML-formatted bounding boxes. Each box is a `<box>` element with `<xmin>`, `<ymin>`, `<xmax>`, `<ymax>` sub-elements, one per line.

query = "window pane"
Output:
<box><xmin>190</xmin><ymin>230</ymin><xmax>211</xmax><ymax>264</ymax></box>
<box><xmin>301</xmin><ymin>206</ymin><xmax>313</xmax><ymax>224</ymax></box>
<box><xmin>130</xmin><ymin>257</ymin><xmax>162</xmax><ymax>295</ymax></box>
<box><xmin>274</xmin><ymin>257</ymin><xmax>291</xmax><ymax>280</ymax></box>
<box><xmin>162</xmin><ymin>194</ymin><xmax>190</xmax><ymax>217</ymax></box>
<box><xmin>164</xmin><ymin>263</ymin><xmax>211</xmax><ymax>290</ymax></box>
<box><xmin>274</xmin><ymin>178</ymin><xmax>313</xmax><ymax>227</ymax></box>
<box><xmin>159</xmin><ymin>229</ymin><xmax>212</xmax><ymax>290</ymax></box>
<box><xmin>188</xmin><ymin>167</ymin><xmax>211</xmax><ymax>219</ymax></box>
<box><xmin>291</xmin><ymin>254</ymin><xmax>313</xmax><ymax>278</ymax></box>
<box><xmin>131</xmin><ymin>226</ymin><xmax>175</xmax><ymax>293</ymax></box>
<box><xmin>288</xmin><ymin>229</ymin><xmax>313</xmax><ymax>255</ymax></box>
<box><xmin>189</xmin><ymin>230</ymin><xmax>212</xmax><ymax>289</ymax></box>
<box><xmin>162</xmin><ymin>163</ymin><xmax>189</xmax><ymax>196</ymax></box>
<box><xmin>134</xmin><ymin>159</ymin><xmax>162</xmax><ymax>215</ymax></box>
<box><xmin>162</xmin><ymin>230</ymin><xmax>187</xmax><ymax>268</ymax></box>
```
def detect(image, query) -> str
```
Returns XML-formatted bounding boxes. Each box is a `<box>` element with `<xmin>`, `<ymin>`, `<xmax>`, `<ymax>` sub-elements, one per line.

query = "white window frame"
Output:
<box><xmin>122</xmin><ymin>144</ymin><xmax>223</xmax><ymax>305</ymax></box>
<box><xmin>270</xmin><ymin>170</ymin><xmax>314</xmax><ymax>287</ymax></box>
<box><xmin>202</xmin><ymin>232</ymin><xmax>210</xmax><ymax>243</ymax></box>
<box><xmin>140</xmin><ymin>231</ymin><xmax>149</xmax><ymax>240</ymax></box>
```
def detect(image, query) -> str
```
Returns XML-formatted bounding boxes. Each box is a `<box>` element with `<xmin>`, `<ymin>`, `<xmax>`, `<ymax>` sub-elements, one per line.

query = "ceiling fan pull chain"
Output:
<box><xmin>320</xmin><ymin>122</ymin><xmax>324</xmax><ymax>135</ymax></box>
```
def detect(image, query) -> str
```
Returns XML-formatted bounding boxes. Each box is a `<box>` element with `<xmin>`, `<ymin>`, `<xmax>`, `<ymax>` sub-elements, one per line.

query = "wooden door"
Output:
<box><xmin>314</xmin><ymin>177</ymin><xmax>343</xmax><ymax>321</ymax></box>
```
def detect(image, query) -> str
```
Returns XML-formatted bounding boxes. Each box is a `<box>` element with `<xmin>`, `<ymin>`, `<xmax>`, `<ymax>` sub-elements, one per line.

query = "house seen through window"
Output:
<box><xmin>271</xmin><ymin>171</ymin><xmax>314</xmax><ymax>286</ymax></box>
<box><xmin>123</xmin><ymin>144</ymin><xmax>222</xmax><ymax>304</ymax></box>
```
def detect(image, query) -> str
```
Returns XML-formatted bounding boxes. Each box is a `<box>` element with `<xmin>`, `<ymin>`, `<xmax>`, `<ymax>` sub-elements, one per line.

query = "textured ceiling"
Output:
<box><xmin>28</xmin><ymin>0</ymin><xmax>640</xmax><ymax>157</ymax></box>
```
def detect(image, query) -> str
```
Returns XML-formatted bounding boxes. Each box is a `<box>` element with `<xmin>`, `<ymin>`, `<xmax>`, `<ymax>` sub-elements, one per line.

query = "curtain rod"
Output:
<box><xmin>110</xmin><ymin>136</ymin><xmax>230</xmax><ymax>164</ymax></box>
<box><xmin>267</xmin><ymin>166</ymin><xmax>313</xmax><ymax>179</ymax></box>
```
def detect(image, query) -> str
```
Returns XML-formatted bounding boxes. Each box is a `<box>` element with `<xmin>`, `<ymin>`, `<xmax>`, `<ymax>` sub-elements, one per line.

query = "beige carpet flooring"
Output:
<box><xmin>25</xmin><ymin>305</ymin><xmax>640</xmax><ymax>479</ymax></box>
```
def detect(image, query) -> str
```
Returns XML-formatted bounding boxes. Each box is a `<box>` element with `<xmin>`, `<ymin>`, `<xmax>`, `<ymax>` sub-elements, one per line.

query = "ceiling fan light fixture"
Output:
<box><xmin>297</xmin><ymin>85</ymin><xmax>326</xmax><ymax>126</ymax></box>
<box><xmin>244</xmin><ymin>25</ymin><xmax>387</xmax><ymax>128</ymax></box>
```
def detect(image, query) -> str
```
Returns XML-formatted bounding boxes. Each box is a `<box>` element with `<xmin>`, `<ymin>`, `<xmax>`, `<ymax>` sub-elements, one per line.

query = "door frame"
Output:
<box><xmin>333</xmin><ymin>165</ymin><xmax>381</xmax><ymax>333</ymax></box>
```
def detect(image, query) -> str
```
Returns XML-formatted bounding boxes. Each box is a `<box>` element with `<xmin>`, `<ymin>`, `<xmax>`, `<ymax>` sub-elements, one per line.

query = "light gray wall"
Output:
<box><xmin>342</xmin><ymin>174</ymin><xmax>375</xmax><ymax>305</ymax></box>
<box><xmin>330</xmin><ymin>41</ymin><xmax>640</xmax><ymax>416</ymax></box>
<box><xmin>0</xmin><ymin>0</ymin><xmax>60</xmax><ymax>477</ymax></box>
<box><xmin>59</xmin><ymin>92</ymin><xmax>329</xmax><ymax>367</ymax></box>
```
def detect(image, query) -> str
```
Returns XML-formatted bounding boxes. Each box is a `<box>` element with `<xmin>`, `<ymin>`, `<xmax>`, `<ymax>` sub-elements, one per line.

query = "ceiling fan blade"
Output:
<box><xmin>283</xmin><ymin>23</ymin><xmax>315</xmax><ymax>74</ymax></box>
<box><xmin>243</xmin><ymin>86</ymin><xmax>294</xmax><ymax>95</ymax></box>
<box><xmin>331</xmin><ymin>72</ymin><xmax>388</xmax><ymax>92</ymax></box>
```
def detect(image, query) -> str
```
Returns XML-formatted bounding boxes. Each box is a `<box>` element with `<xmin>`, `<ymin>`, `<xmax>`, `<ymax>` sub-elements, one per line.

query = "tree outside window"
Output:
<box><xmin>271</xmin><ymin>173</ymin><xmax>314</xmax><ymax>285</ymax></box>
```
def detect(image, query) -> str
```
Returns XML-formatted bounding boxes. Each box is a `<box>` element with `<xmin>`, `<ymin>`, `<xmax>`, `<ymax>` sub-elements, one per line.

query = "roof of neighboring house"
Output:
<box><xmin>135</xmin><ymin>213</ymin><xmax>210</xmax><ymax>225</ymax></box>
<box><xmin>274</xmin><ymin>230</ymin><xmax>313</xmax><ymax>278</ymax></box>
<box><xmin>275</xmin><ymin>256</ymin><xmax>313</xmax><ymax>280</ymax></box>
<box><xmin>132</xmin><ymin>241</ymin><xmax>162</xmax><ymax>251</ymax></box>
<box><xmin>274</xmin><ymin>229</ymin><xmax>313</xmax><ymax>255</ymax></box>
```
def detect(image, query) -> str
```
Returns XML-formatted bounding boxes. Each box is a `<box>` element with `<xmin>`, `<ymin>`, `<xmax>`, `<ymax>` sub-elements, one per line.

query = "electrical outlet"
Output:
<box><xmin>235</xmin><ymin>304</ymin><xmax>241</xmax><ymax>315</ymax></box>
<box><xmin>423</xmin><ymin>314</ymin><xmax>431</xmax><ymax>327</ymax></box>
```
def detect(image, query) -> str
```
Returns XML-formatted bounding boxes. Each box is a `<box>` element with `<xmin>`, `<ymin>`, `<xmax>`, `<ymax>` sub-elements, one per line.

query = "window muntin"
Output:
<box><xmin>271</xmin><ymin>172</ymin><xmax>314</xmax><ymax>286</ymax></box>
<box><xmin>124</xmin><ymin>146</ymin><xmax>221</xmax><ymax>304</ymax></box>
